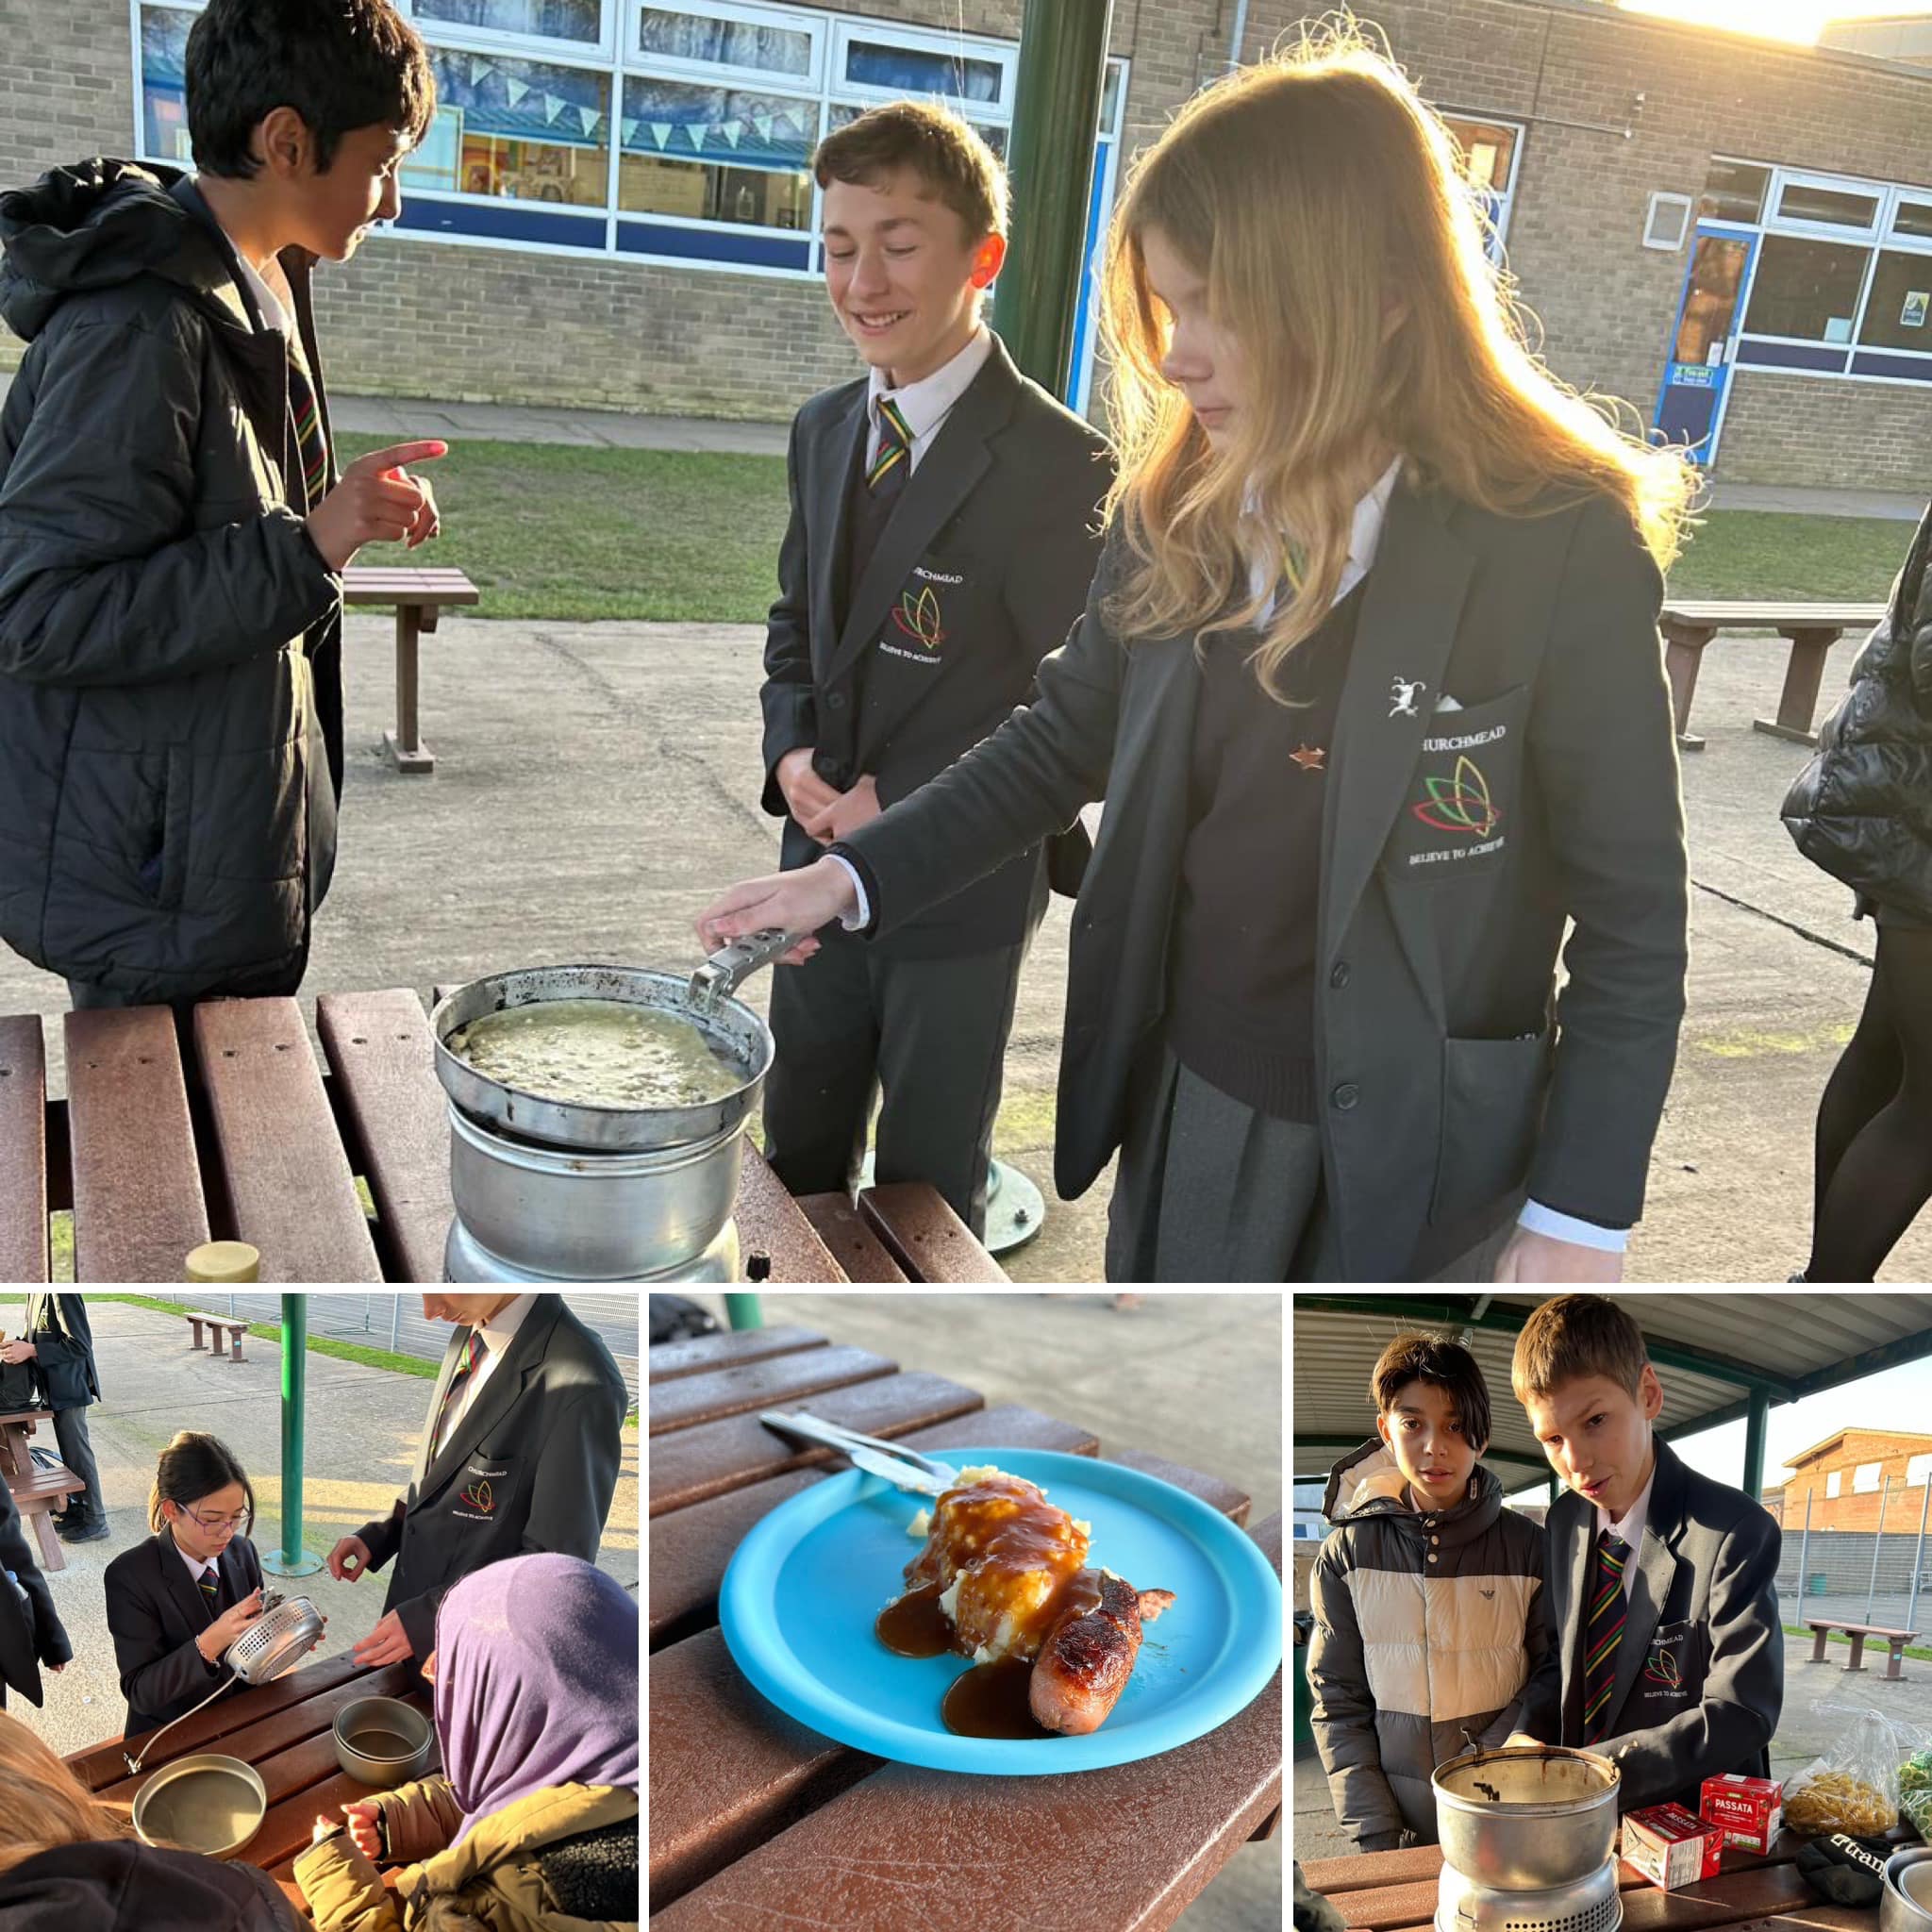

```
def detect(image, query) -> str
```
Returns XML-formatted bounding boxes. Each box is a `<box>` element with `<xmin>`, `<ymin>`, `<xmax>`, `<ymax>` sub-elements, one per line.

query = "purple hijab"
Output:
<box><xmin>431</xmin><ymin>1553</ymin><xmax>639</xmax><ymax>1847</ymax></box>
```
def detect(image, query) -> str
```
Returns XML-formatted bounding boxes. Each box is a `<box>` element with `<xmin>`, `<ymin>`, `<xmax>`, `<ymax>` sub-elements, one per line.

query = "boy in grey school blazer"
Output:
<box><xmin>1521</xmin><ymin>1432</ymin><xmax>1783</xmax><ymax>1812</ymax></box>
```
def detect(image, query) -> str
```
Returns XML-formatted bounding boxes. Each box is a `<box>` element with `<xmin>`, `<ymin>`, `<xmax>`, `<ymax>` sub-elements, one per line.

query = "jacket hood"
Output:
<box><xmin>0</xmin><ymin>1841</ymin><xmax>302</xmax><ymax>1932</ymax></box>
<box><xmin>1324</xmin><ymin>1436</ymin><xmax>1505</xmax><ymax>1543</ymax></box>
<box><xmin>0</xmin><ymin>158</ymin><xmax>236</xmax><ymax>342</ymax></box>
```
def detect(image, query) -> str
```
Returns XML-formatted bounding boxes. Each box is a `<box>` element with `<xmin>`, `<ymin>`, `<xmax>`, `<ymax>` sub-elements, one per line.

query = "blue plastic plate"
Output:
<box><xmin>718</xmin><ymin>1447</ymin><xmax>1282</xmax><ymax>1774</ymax></box>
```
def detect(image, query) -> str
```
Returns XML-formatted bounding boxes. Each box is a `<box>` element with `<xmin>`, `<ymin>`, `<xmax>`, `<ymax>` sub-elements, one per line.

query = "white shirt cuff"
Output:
<box><xmin>1517</xmin><ymin>1200</ymin><xmax>1629</xmax><ymax>1253</ymax></box>
<box><xmin>824</xmin><ymin>852</ymin><xmax>872</xmax><ymax>931</ymax></box>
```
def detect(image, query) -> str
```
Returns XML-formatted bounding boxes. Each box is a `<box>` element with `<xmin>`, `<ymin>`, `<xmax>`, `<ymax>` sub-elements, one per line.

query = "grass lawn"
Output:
<box><xmin>341</xmin><ymin>435</ymin><xmax>1916</xmax><ymax>625</ymax></box>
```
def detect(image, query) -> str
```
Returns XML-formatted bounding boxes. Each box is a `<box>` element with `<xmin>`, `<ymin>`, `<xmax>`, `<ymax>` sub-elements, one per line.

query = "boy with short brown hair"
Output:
<box><xmin>1509</xmin><ymin>1293</ymin><xmax>1783</xmax><ymax>1811</ymax></box>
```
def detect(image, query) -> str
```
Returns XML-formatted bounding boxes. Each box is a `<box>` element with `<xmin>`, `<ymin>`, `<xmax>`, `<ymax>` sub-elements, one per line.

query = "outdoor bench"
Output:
<box><xmin>1805</xmin><ymin>1615</ymin><xmax>1918</xmax><ymax>1679</ymax></box>
<box><xmin>184</xmin><ymin>1311</ymin><xmax>251</xmax><ymax>1359</ymax></box>
<box><xmin>342</xmin><ymin>563</ymin><xmax>480</xmax><ymax>774</ymax></box>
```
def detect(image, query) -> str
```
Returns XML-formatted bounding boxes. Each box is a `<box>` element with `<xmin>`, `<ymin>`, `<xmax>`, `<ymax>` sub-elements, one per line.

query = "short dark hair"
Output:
<box><xmin>812</xmin><ymin>100</ymin><xmax>1008</xmax><ymax>242</ymax></box>
<box><xmin>149</xmin><ymin>1430</ymin><xmax>256</xmax><ymax>1537</ymax></box>
<box><xmin>186</xmin><ymin>0</ymin><xmax>435</xmax><ymax>180</ymax></box>
<box><xmin>1511</xmin><ymin>1294</ymin><xmax>1650</xmax><ymax>1406</ymax></box>
<box><xmin>1371</xmin><ymin>1331</ymin><xmax>1492</xmax><ymax>1455</ymax></box>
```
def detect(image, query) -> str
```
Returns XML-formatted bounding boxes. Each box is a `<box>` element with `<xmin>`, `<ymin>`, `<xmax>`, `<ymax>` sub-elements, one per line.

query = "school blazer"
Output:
<box><xmin>1522</xmin><ymin>1435</ymin><xmax>1782</xmax><ymax>1814</ymax></box>
<box><xmin>353</xmin><ymin>1293</ymin><xmax>628</xmax><ymax>1661</ymax></box>
<box><xmin>104</xmin><ymin>1530</ymin><xmax>263</xmax><ymax>1739</ymax></box>
<box><xmin>0</xmin><ymin>1471</ymin><xmax>69</xmax><ymax>1708</ymax></box>
<box><xmin>838</xmin><ymin>475</ymin><xmax>1690</xmax><ymax>1279</ymax></box>
<box><xmin>759</xmin><ymin>331</ymin><xmax>1112</xmax><ymax>955</ymax></box>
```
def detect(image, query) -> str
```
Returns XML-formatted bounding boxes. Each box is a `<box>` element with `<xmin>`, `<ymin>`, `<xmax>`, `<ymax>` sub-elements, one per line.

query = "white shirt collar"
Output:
<box><xmin>191</xmin><ymin>174</ymin><xmax>289</xmax><ymax>337</ymax></box>
<box><xmin>473</xmin><ymin>1293</ymin><xmax>536</xmax><ymax>1357</ymax></box>
<box><xmin>866</xmin><ymin>325</ymin><xmax>992</xmax><ymax>448</ymax></box>
<box><xmin>1595</xmin><ymin>1452</ymin><xmax>1658</xmax><ymax>1551</ymax></box>
<box><xmin>1248</xmin><ymin>453</ymin><xmax>1404</xmax><ymax>618</ymax></box>
<box><xmin>174</xmin><ymin>1538</ymin><xmax>219</xmax><ymax>1583</ymax></box>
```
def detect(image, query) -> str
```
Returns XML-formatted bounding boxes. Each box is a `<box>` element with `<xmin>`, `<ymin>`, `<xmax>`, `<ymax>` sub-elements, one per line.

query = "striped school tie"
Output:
<box><xmin>866</xmin><ymin>395</ymin><xmax>913</xmax><ymax>497</ymax></box>
<box><xmin>199</xmin><ymin>1569</ymin><xmax>220</xmax><ymax>1614</ymax></box>
<box><xmin>287</xmin><ymin>347</ymin><xmax>331</xmax><ymax>513</ymax></box>
<box><xmin>1582</xmin><ymin>1530</ymin><xmax>1628</xmax><ymax>1743</ymax></box>
<box><xmin>428</xmin><ymin>1328</ymin><xmax>485</xmax><ymax>1463</ymax></box>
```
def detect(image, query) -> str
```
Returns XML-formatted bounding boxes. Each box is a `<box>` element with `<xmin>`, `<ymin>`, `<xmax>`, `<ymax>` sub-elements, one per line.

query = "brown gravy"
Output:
<box><xmin>874</xmin><ymin>1581</ymin><xmax>952</xmax><ymax>1658</ymax></box>
<box><xmin>941</xmin><ymin>1657</ymin><xmax>1053</xmax><ymax>1740</ymax></box>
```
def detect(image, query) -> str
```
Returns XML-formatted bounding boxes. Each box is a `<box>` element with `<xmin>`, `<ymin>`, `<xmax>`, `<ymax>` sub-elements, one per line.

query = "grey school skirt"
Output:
<box><xmin>1104</xmin><ymin>1041</ymin><xmax>1515</xmax><ymax>1284</ymax></box>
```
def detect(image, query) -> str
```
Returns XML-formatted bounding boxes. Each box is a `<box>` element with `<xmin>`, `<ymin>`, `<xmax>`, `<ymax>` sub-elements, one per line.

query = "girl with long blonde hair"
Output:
<box><xmin>700</xmin><ymin>25</ymin><xmax>1696</xmax><ymax>1283</ymax></box>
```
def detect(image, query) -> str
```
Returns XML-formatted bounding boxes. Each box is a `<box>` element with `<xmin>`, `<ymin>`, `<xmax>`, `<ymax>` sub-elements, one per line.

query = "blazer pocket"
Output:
<box><xmin>1429</xmin><ymin>1028</ymin><xmax>1551</xmax><ymax>1224</ymax></box>
<box><xmin>1383</xmin><ymin>684</ymin><xmax>1531</xmax><ymax>884</ymax></box>
<box><xmin>448</xmin><ymin>1453</ymin><xmax>513</xmax><ymax>1525</ymax></box>
<box><xmin>1636</xmin><ymin>1618</ymin><xmax>1702</xmax><ymax>1705</ymax></box>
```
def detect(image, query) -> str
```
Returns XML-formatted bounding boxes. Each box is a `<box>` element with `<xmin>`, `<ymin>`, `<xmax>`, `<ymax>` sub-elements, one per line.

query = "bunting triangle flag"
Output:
<box><xmin>506</xmin><ymin>75</ymin><xmax>530</xmax><ymax>105</ymax></box>
<box><xmin>543</xmin><ymin>92</ymin><xmax>567</xmax><ymax>125</ymax></box>
<box><xmin>752</xmin><ymin>114</ymin><xmax>774</xmax><ymax>142</ymax></box>
<box><xmin>651</xmin><ymin>122</ymin><xmax>674</xmax><ymax>150</ymax></box>
<box><xmin>469</xmin><ymin>54</ymin><xmax>494</xmax><ymax>85</ymax></box>
<box><xmin>689</xmin><ymin>125</ymin><xmax>707</xmax><ymax>153</ymax></box>
<box><xmin>621</xmin><ymin>117</ymin><xmax>640</xmax><ymax>145</ymax></box>
<box><xmin>577</xmin><ymin>104</ymin><xmax>600</xmax><ymax>137</ymax></box>
<box><xmin>721</xmin><ymin>121</ymin><xmax>742</xmax><ymax>148</ymax></box>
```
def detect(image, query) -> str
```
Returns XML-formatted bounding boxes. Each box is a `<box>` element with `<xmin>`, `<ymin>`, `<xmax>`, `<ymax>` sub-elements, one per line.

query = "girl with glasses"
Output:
<box><xmin>104</xmin><ymin>1429</ymin><xmax>318</xmax><ymax>1740</ymax></box>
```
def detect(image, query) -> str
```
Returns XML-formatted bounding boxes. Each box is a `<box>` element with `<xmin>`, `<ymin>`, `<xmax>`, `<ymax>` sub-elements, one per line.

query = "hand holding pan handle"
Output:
<box><xmin>688</xmin><ymin>927</ymin><xmax>811</xmax><ymax>1016</ymax></box>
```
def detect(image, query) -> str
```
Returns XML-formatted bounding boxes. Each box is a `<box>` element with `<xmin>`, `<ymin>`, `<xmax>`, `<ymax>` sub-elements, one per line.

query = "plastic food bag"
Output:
<box><xmin>1900</xmin><ymin>1745</ymin><xmax>1932</xmax><ymax>1841</ymax></box>
<box><xmin>1784</xmin><ymin>1704</ymin><xmax>1902</xmax><ymax>1837</ymax></box>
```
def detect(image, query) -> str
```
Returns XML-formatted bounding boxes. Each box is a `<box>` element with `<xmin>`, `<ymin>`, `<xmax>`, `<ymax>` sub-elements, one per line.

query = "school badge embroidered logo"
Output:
<box><xmin>459</xmin><ymin>1478</ymin><xmax>495</xmax><ymax>1515</ymax></box>
<box><xmin>891</xmin><ymin>584</ymin><xmax>946</xmax><ymax>652</ymax></box>
<box><xmin>1641</xmin><ymin>1638</ymin><xmax>1683</xmax><ymax>1690</ymax></box>
<box><xmin>1410</xmin><ymin>755</ymin><xmax>1502</xmax><ymax>839</ymax></box>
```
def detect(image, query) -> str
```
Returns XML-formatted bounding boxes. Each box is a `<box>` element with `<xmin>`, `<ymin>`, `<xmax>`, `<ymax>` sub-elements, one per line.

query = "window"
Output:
<box><xmin>138</xmin><ymin>5</ymin><xmax>195</xmax><ymax>165</ymax></box>
<box><xmin>416</xmin><ymin>0</ymin><xmax>604</xmax><ymax>43</ymax></box>
<box><xmin>1774</xmin><ymin>178</ymin><xmax>1880</xmax><ymax>233</ymax></box>
<box><xmin>1909</xmin><ymin>1454</ymin><xmax>1932</xmax><ymax>1487</ymax></box>
<box><xmin>1897</xmin><ymin>199</ymin><xmax>1932</xmax><ymax>242</ymax></box>
<box><xmin>636</xmin><ymin>4</ymin><xmax>818</xmax><ymax>82</ymax></box>
<box><xmin>1743</xmin><ymin>235</ymin><xmax>1871</xmax><ymax>342</ymax></box>
<box><xmin>618</xmin><ymin>75</ymin><xmax>817</xmax><ymax>226</ymax></box>
<box><xmin>1855</xmin><ymin>1461</ymin><xmax>1882</xmax><ymax>1493</ymax></box>
<box><xmin>407</xmin><ymin>46</ymin><xmax>612</xmax><ymax>208</ymax></box>
<box><xmin>1441</xmin><ymin>113</ymin><xmax>1524</xmax><ymax>256</ymax></box>
<box><xmin>835</xmin><ymin>29</ymin><xmax>1008</xmax><ymax>108</ymax></box>
<box><xmin>1858</xmin><ymin>251</ymin><xmax>1932</xmax><ymax>350</ymax></box>
<box><xmin>1700</xmin><ymin>158</ymin><xmax>1769</xmax><ymax>225</ymax></box>
<box><xmin>1827</xmin><ymin>1471</ymin><xmax>1842</xmax><ymax>1497</ymax></box>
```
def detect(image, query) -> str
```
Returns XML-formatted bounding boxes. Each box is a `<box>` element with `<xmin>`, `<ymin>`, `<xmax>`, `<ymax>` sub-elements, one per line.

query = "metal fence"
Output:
<box><xmin>1773</xmin><ymin>1476</ymin><xmax>1932</xmax><ymax>1638</ymax></box>
<box><xmin>211</xmin><ymin>1293</ymin><xmax>640</xmax><ymax>1408</ymax></box>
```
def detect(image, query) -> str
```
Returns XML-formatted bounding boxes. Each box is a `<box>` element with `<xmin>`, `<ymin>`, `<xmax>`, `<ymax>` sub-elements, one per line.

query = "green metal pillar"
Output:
<box><xmin>991</xmin><ymin>0</ymin><xmax>1114</xmax><ymax>402</ymax></box>
<box><xmin>263</xmin><ymin>1293</ymin><xmax>323</xmax><ymax>1577</ymax></box>
<box><xmin>1549</xmin><ymin>1468</ymin><xmax>1560</xmax><ymax>1506</ymax></box>
<box><xmin>1742</xmin><ymin>1385</ymin><xmax>1769</xmax><ymax>1507</ymax></box>
<box><xmin>724</xmin><ymin>1294</ymin><xmax>764</xmax><ymax>1332</ymax></box>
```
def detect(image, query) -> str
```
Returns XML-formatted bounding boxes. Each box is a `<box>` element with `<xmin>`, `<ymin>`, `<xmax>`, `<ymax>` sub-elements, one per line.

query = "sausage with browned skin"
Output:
<box><xmin>1028</xmin><ymin>1567</ymin><xmax>1174</xmax><ymax>1735</ymax></box>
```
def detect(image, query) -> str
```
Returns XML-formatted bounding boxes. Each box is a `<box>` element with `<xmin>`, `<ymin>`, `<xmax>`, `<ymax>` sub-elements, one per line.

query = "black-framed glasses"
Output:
<box><xmin>181</xmin><ymin>1505</ymin><xmax>249</xmax><ymax>1532</ymax></box>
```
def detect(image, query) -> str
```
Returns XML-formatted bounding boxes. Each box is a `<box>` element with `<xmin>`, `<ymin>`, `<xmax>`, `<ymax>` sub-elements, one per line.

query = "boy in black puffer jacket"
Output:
<box><xmin>1782</xmin><ymin>504</ymin><xmax>1932</xmax><ymax>1280</ymax></box>
<box><xmin>1308</xmin><ymin>1332</ymin><xmax>1556</xmax><ymax>1850</ymax></box>
<box><xmin>0</xmin><ymin>0</ymin><xmax>445</xmax><ymax>1015</ymax></box>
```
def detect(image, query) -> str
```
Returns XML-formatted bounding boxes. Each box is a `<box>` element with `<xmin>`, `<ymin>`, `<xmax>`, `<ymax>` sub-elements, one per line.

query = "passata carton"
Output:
<box><xmin>1699</xmin><ymin>1773</ymin><xmax>1783</xmax><ymax>1855</ymax></box>
<box><xmin>1621</xmin><ymin>1803</ymin><xmax>1726</xmax><ymax>1890</ymax></box>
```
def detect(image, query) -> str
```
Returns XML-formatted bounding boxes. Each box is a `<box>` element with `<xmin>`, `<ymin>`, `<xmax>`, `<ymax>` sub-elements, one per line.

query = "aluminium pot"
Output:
<box><xmin>1433</xmin><ymin>1746</ymin><xmax>1621</xmax><ymax>1890</ymax></box>
<box><xmin>431</xmin><ymin>936</ymin><xmax>800</xmax><ymax>1280</ymax></box>
<box><xmin>131</xmin><ymin>1753</ymin><xmax>267</xmax><ymax>1858</ymax></box>
<box><xmin>1883</xmin><ymin>1849</ymin><xmax>1932</xmax><ymax>1932</ymax></box>
<box><xmin>334</xmin><ymin>1694</ymin><xmax>436</xmax><ymax>1787</ymax></box>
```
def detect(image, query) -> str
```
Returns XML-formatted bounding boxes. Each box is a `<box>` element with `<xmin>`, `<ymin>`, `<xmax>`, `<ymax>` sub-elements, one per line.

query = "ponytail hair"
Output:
<box><xmin>0</xmin><ymin>1712</ymin><xmax>137</xmax><ymax>1872</ymax></box>
<box><xmin>148</xmin><ymin>1430</ymin><xmax>255</xmax><ymax>1536</ymax></box>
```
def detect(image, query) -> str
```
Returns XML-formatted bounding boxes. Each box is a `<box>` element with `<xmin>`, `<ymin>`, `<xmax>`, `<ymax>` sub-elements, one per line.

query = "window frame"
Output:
<box><xmin>1440</xmin><ymin>108</ymin><xmax>1525</xmax><ymax>255</ymax></box>
<box><xmin>625</xmin><ymin>0</ymin><xmax>825</xmax><ymax>92</ymax></box>
<box><xmin>826</xmin><ymin>14</ymin><xmax>1018</xmax><ymax>123</ymax></box>
<box><xmin>401</xmin><ymin>0</ymin><xmax>619</xmax><ymax>65</ymax></box>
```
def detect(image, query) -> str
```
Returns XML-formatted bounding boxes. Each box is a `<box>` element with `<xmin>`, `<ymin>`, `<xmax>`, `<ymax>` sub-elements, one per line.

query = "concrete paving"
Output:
<box><xmin>1294</xmin><ymin>1629</ymin><xmax>1932</xmax><ymax>1863</ymax></box>
<box><xmin>670</xmin><ymin>1290</ymin><xmax>1283</xmax><ymax>1932</ymax></box>
<box><xmin>0</xmin><ymin>1294</ymin><xmax>639</xmax><ymax>1759</ymax></box>
<box><xmin>2</xmin><ymin>569</ymin><xmax>1929</xmax><ymax>1284</ymax></box>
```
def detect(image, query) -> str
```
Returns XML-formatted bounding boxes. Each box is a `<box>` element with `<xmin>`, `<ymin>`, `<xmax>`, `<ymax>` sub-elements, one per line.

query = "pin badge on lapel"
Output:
<box><xmin>1389</xmin><ymin>675</ymin><xmax>1426</xmax><ymax>719</ymax></box>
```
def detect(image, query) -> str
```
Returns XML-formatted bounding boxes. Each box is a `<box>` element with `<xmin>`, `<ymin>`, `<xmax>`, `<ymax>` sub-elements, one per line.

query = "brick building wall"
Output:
<box><xmin>5</xmin><ymin>0</ymin><xmax>1930</xmax><ymax>488</ymax></box>
<box><xmin>1776</xmin><ymin>1430</ymin><xmax>1932</xmax><ymax>1534</ymax></box>
<box><xmin>1240</xmin><ymin>0</ymin><xmax>1932</xmax><ymax>492</ymax></box>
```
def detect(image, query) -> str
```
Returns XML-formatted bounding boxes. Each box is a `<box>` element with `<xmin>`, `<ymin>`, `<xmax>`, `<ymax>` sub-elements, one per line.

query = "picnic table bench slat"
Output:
<box><xmin>792</xmin><ymin>1191</ymin><xmax>910</xmax><ymax>1281</ymax></box>
<box><xmin>858</xmin><ymin>1179</ymin><xmax>1008</xmax><ymax>1283</ymax></box>
<box><xmin>194</xmin><ymin>998</ymin><xmax>383</xmax><ymax>1283</ymax></box>
<box><xmin>64</xmin><ymin>1007</ymin><xmax>210</xmax><ymax>1282</ymax></box>
<box><xmin>647</xmin><ymin>1324</ymin><xmax>831</xmax><ymax>1385</ymax></box>
<box><xmin>649</xmin><ymin>1371</ymin><xmax>984</xmax><ymax>1517</ymax></box>
<box><xmin>733</xmin><ymin>1146</ymin><xmax>850</xmax><ymax>1282</ymax></box>
<box><xmin>647</xmin><ymin>1342</ymin><xmax>897</xmax><ymax>1437</ymax></box>
<box><xmin>650</xmin><ymin>1512</ymin><xmax>1282</xmax><ymax>1932</ymax></box>
<box><xmin>648</xmin><ymin>1403</ymin><xmax>1102</xmax><ymax>1652</ymax></box>
<box><xmin>0</xmin><ymin>1015</ymin><xmax>48</xmax><ymax>1283</ymax></box>
<box><xmin>316</xmin><ymin>988</ymin><xmax>455</xmax><ymax>1284</ymax></box>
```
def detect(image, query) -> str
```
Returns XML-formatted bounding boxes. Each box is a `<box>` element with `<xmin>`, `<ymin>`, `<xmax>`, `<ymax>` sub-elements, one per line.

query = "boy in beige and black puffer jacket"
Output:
<box><xmin>1308</xmin><ymin>1332</ymin><xmax>1557</xmax><ymax>1850</ymax></box>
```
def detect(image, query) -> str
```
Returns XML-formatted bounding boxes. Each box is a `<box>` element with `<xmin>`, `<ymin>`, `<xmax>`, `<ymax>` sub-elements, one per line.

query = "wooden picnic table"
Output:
<box><xmin>0</xmin><ymin>1404</ymin><xmax>83</xmax><ymax>1573</ymax></box>
<box><xmin>1660</xmin><ymin>599</ymin><xmax>1886</xmax><ymax>752</ymax></box>
<box><xmin>342</xmin><ymin>564</ymin><xmax>479</xmax><ymax>774</ymax></box>
<box><xmin>0</xmin><ymin>991</ymin><xmax>1002</xmax><ymax>1284</ymax></box>
<box><xmin>647</xmin><ymin>1322</ymin><xmax>1283</xmax><ymax>1928</ymax></box>
<box><xmin>61</xmin><ymin>1650</ymin><xmax>434</xmax><ymax>1923</ymax></box>
<box><xmin>1301</xmin><ymin>1839</ymin><xmax>1883</xmax><ymax>1932</ymax></box>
